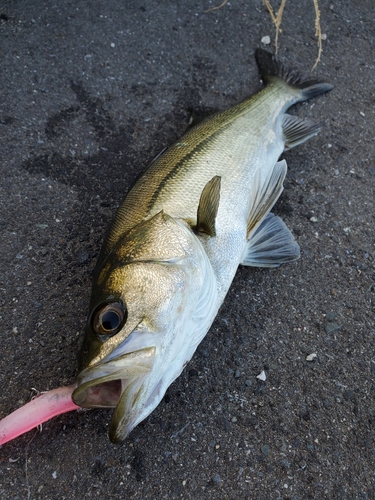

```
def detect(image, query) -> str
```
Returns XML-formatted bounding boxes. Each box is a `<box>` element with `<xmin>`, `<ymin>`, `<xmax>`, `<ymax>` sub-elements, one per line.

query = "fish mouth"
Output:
<box><xmin>72</xmin><ymin>346</ymin><xmax>156</xmax><ymax>443</ymax></box>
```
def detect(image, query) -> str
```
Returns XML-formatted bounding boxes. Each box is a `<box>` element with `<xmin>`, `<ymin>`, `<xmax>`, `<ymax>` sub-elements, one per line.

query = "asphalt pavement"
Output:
<box><xmin>0</xmin><ymin>1</ymin><xmax>374</xmax><ymax>498</ymax></box>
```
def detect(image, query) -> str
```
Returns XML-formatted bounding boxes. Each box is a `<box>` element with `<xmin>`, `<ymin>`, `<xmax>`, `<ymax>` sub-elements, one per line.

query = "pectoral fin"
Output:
<box><xmin>242</xmin><ymin>212</ymin><xmax>300</xmax><ymax>267</ymax></box>
<box><xmin>246</xmin><ymin>160</ymin><xmax>287</xmax><ymax>238</ymax></box>
<box><xmin>196</xmin><ymin>176</ymin><xmax>221</xmax><ymax>237</ymax></box>
<box><xmin>282</xmin><ymin>114</ymin><xmax>321</xmax><ymax>149</ymax></box>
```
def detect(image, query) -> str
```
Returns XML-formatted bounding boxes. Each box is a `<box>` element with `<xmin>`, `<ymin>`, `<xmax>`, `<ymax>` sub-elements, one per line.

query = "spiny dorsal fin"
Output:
<box><xmin>196</xmin><ymin>176</ymin><xmax>221</xmax><ymax>237</ymax></box>
<box><xmin>186</xmin><ymin>107</ymin><xmax>217</xmax><ymax>130</ymax></box>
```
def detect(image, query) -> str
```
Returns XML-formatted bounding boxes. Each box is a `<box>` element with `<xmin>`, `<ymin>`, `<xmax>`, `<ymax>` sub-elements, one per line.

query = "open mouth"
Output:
<box><xmin>75</xmin><ymin>379</ymin><xmax>123</xmax><ymax>407</ymax></box>
<box><xmin>72</xmin><ymin>346</ymin><xmax>156</xmax><ymax>442</ymax></box>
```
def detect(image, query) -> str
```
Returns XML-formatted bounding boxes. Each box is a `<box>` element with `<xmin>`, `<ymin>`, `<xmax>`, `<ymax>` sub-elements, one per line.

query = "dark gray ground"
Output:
<box><xmin>0</xmin><ymin>0</ymin><xmax>374</xmax><ymax>498</ymax></box>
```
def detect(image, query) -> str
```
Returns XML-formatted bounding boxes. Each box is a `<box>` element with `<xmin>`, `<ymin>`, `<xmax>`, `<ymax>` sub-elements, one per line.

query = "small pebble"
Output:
<box><xmin>261</xmin><ymin>444</ymin><xmax>269</xmax><ymax>456</ymax></box>
<box><xmin>212</xmin><ymin>474</ymin><xmax>222</xmax><ymax>485</ymax></box>
<box><xmin>220</xmin><ymin>416</ymin><xmax>230</xmax><ymax>432</ymax></box>
<box><xmin>256</xmin><ymin>370</ymin><xmax>266</xmax><ymax>381</ymax></box>
<box><xmin>76</xmin><ymin>249</ymin><xmax>89</xmax><ymax>264</ymax></box>
<box><xmin>279</xmin><ymin>437</ymin><xmax>287</xmax><ymax>453</ymax></box>
<box><xmin>325</xmin><ymin>322</ymin><xmax>341</xmax><ymax>334</ymax></box>
<box><xmin>306</xmin><ymin>353</ymin><xmax>317</xmax><ymax>361</ymax></box>
<box><xmin>261</xmin><ymin>35</ymin><xmax>271</xmax><ymax>45</ymax></box>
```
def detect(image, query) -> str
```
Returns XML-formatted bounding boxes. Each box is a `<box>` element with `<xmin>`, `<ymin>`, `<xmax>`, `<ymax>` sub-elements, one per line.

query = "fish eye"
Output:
<box><xmin>92</xmin><ymin>302</ymin><xmax>127</xmax><ymax>337</ymax></box>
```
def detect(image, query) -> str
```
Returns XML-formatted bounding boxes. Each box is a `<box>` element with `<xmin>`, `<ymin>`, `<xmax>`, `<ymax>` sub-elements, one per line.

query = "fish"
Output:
<box><xmin>70</xmin><ymin>49</ymin><xmax>332</xmax><ymax>443</ymax></box>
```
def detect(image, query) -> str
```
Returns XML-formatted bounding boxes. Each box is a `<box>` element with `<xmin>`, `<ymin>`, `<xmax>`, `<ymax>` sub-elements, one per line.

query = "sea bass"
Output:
<box><xmin>69</xmin><ymin>50</ymin><xmax>332</xmax><ymax>442</ymax></box>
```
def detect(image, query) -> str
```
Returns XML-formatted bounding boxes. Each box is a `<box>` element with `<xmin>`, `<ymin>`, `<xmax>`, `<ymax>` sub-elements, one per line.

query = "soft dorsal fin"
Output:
<box><xmin>196</xmin><ymin>176</ymin><xmax>221</xmax><ymax>237</ymax></box>
<box><xmin>242</xmin><ymin>212</ymin><xmax>300</xmax><ymax>268</ymax></box>
<box><xmin>246</xmin><ymin>160</ymin><xmax>287</xmax><ymax>239</ymax></box>
<box><xmin>282</xmin><ymin>114</ymin><xmax>321</xmax><ymax>149</ymax></box>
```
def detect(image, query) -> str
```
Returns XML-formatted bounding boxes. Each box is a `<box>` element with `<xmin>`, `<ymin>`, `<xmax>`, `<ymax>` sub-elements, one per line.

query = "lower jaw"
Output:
<box><xmin>108</xmin><ymin>376</ymin><xmax>147</xmax><ymax>443</ymax></box>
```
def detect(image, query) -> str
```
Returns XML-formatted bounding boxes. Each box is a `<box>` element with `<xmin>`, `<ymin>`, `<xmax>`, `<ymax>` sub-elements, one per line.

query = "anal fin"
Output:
<box><xmin>196</xmin><ymin>176</ymin><xmax>221</xmax><ymax>237</ymax></box>
<box><xmin>242</xmin><ymin>212</ymin><xmax>300</xmax><ymax>268</ymax></box>
<box><xmin>246</xmin><ymin>160</ymin><xmax>287</xmax><ymax>238</ymax></box>
<box><xmin>282</xmin><ymin>114</ymin><xmax>321</xmax><ymax>149</ymax></box>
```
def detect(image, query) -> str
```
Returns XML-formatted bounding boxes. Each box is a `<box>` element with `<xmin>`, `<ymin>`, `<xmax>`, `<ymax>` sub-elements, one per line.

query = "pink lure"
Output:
<box><xmin>0</xmin><ymin>385</ymin><xmax>80</xmax><ymax>445</ymax></box>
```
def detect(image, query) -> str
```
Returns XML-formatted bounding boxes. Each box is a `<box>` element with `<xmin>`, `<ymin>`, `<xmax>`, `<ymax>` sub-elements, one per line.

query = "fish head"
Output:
<box><xmin>72</xmin><ymin>211</ymin><xmax>217</xmax><ymax>443</ymax></box>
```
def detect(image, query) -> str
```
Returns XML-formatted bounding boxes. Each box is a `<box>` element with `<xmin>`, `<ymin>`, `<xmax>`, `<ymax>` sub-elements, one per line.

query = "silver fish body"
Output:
<box><xmin>72</xmin><ymin>49</ymin><xmax>332</xmax><ymax>442</ymax></box>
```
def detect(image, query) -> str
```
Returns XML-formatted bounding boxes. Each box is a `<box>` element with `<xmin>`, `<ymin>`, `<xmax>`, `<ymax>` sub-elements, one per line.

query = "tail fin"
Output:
<box><xmin>255</xmin><ymin>48</ymin><xmax>333</xmax><ymax>101</ymax></box>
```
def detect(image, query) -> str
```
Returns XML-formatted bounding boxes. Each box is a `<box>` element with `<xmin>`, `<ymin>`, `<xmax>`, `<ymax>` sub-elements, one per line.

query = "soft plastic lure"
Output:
<box><xmin>0</xmin><ymin>386</ymin><xmax>80</xmax><ymax>445</ymax></box>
